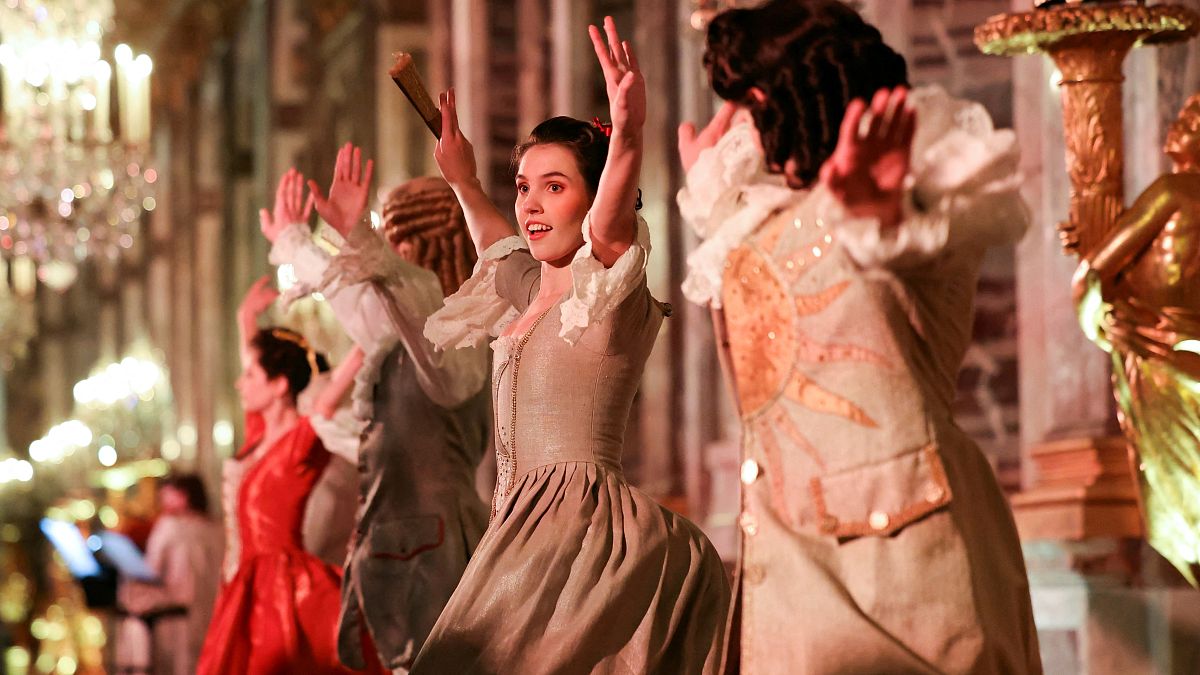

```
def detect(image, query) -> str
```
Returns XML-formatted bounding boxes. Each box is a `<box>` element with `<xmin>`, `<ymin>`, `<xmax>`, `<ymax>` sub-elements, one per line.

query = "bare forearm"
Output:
<box><xmin>1090</xmin><ymin>183</ymin><xmax>1176</xmax><ymax>281</ymax></box>
<box><xmin>451</xmin><ymin>178</ymin><xmax>517</xmax><ymax>255</ymax></box>
<box><xmin>237</xmin><ymin>309</ymin><xmax>259</xmax><ymax>360</ymax></box>
<box><xmin>589</xmin><ymin>131</ymin><xmax>643</xmax><ymax>261</ymax></box>
<box><xmin>313</xmin><ymin>347</ymin><xmax>363</xmax><ymax>420</ymax></box>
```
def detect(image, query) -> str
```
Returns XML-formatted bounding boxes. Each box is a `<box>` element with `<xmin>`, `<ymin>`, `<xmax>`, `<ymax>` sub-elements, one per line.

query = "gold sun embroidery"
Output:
<box><xmin>722</xmin><ymin>213</ymin><xmax>890</xmax><ymax>526</ymax></box>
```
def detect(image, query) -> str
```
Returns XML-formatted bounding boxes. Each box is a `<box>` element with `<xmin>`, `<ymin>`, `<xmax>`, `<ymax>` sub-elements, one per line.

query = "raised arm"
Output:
<box><xmin>1071</xmin><ymin>176</ymin><xmax>1181</xmax><ymax>346</ymax></box>
<box><xmin>434</xmin><ymin>88</ymin><xmax>517</xmax><ymax>255</ymax></box>
<box><xmin>1085</xmin><ymin>176</ymin><xmax>1181</xmax><ymax>285</ymax></box>
<box><xmin>818</xmin><ymin>87</ymin><xmax>916</xmax><ymax>232</ymax></box>
<box><xmin>311</xmin><ymin>345</ymin><xmax>365</xmax><ymax>421</ymax></box>
<box><xmin>307</xmin><ymin>143</ymin><xmax>373</xmax><ymax>238</ymax></box>
<box><xmin>237</xmin><ymin>276</ymin><xmax>279</xmax><ymax>364</ymax></box>
<box><xmin>586</xmin><ymin>16</ymin><xmax>645</xmax><ymax>266</ymax></box>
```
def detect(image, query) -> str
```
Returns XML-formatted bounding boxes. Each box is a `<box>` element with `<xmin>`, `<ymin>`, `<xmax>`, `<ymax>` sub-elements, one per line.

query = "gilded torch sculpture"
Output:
<box><xmin>976</xmin><ymin>1</ymin><xmax>1200</xmax><ymax>584</ymax></box>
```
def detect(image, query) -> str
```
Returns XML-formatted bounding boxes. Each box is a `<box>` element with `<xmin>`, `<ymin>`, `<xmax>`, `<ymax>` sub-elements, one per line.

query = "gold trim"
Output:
<box><xmin>975</xmin><ymin>4</ymin><xmax>1199</xmax><ymax>56</ymax></box>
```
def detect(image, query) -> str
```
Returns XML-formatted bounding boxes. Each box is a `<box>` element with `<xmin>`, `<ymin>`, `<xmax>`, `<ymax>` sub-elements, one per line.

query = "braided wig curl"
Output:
<box><xmin>704</xmin><ymin>0</ymin><xmax>908</xmax><ymax>187</ymax></box>
<box><xmin>382</xmin><ymin>176</ymin><xmax>477</xmax><ymax>296</ymax></box>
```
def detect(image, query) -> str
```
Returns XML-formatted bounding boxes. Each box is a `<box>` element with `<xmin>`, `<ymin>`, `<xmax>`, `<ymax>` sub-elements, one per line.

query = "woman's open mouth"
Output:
<box><xmin>527</xmin><ymin>222</ymin><xmax>552</xmax><ymax>241</ymax></box>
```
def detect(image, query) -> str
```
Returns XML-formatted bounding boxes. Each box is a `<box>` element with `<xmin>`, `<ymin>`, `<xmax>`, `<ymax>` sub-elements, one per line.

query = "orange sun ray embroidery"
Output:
<box><xmin>785</xmin><ymin>372</ymin><xmax>878</xmax><ymax>428</ymax></box>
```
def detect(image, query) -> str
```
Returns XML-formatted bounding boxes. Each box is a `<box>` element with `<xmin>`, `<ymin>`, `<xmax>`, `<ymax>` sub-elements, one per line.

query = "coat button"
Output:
<box><xmin>868</xmin><ymin>511</ymin><xmax>891</xmax><ymax>531</ymax></box>
<box><xmin>740</xmin><ymin>459</ymin><xmax>761</xmax><ymax>485</ymax></box>
<box><xmin>739</xmin><ymin>512</ymin><xmax>759</xmax><ymax>536</ymax></box>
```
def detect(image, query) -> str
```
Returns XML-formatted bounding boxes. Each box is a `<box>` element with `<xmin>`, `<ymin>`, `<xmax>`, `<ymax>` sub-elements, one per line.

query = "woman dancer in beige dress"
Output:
<box><xmin>678</xmin><ymin>1</ymin><xmax>1040</xmax><ymax>672</ymax></box>
<box><xmin>415</xmin><ymin>17</ymin><xmax>729</xmax><ymax>675</ymax></box>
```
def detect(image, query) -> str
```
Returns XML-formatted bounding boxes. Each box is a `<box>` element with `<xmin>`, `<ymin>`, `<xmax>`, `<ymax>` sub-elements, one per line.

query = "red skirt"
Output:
<box><xmin>198</xmin><ymin>549</ymin><xmax>383</xmax><ymax>675</ymax></box>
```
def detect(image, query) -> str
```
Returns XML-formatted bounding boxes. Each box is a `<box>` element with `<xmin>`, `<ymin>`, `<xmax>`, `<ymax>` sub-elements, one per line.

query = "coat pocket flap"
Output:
<box><xmin>810</xmin><ymin>444</ymin><xmax>952</xmax><ymax>539</ymax></box>
<box><xmin>367</xmin><ymin>515</ymin><xmax>445</xmax><ymax>561</ymax></box>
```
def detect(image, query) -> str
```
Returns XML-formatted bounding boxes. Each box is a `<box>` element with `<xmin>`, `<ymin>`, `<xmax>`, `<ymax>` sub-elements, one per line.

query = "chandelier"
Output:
<box><xmin>0</xmin><ymin>0</ymin><xmax>156</xmax><ymax>282</ymax></box>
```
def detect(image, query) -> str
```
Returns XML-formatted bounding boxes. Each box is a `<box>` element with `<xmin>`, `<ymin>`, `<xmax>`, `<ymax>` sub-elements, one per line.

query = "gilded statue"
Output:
<box><xmin>1074</xmin><ymin>93</ymin><xmax>1200</xmax><ymax>585</ymax></box>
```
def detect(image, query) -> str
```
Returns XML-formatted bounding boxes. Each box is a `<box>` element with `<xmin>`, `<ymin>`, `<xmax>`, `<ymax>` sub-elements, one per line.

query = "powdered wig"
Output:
<box><xmin>381</xmin><ymin>176</ymin><xmax>477</xmax><ymax>296</ymax></box>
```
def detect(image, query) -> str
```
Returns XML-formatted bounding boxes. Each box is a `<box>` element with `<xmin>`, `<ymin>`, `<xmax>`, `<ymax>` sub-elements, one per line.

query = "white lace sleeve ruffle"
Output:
<box><xmin>814</xmin><ymin>85</ymin><xmax>1028</xmax><ymax>269</ymax></box>
<box><xmin>558</xmin><ymin>213</ymin><xmax>652</xmax><ymax>344</ymax></box>
<box><xmin>296</xmin><ymin>371</ymin><xmax>366</xmax><ymax>461</ymax></box>
<box><xmin>426</xmin><ymin>214</ymin><xmax>653</xmax><ymax>349</ymax></box>
<box><xmin>425</xmin><ymin>235</ymin><xmax>529</xmax><ymax>350</ymax></box>
<box><xmin>676</xmin><ymin>121</ymin><xmax>793</xmax><ymax>307</ymax></box>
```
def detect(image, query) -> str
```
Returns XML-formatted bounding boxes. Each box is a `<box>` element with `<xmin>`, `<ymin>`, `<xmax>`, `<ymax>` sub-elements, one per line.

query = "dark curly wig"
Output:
<box><xmin>704</xmin><ymin>0</ymin><xmax>909</xmax><ymax>187</ymax></box>
<box><xmin>250</xmin><ymin>327</ymin><xmax>330</xmax><ymax>402</ymax></box>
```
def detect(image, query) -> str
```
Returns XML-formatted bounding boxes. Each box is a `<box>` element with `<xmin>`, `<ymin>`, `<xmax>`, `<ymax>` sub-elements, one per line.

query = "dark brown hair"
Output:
<box><xmin>704</xmin><ymin>0</ymin><xmax>908</xmax><ymax>187</ymax></box>
<box><xmin>250</xmin><ymin>327</ymin><xmax>330</xmax><ymax>402</ymax></box>
<box><xmin>510</xmin><ymin>116</ymin><xmax>610</xmax><ymax>197</ymax></box>
<box><xmin>382</xmin><ymin>176</ymin><xmax>477</xmax><ymax>295</ymax></box>
<box><xmin>161</xmin><ymin>473</ymin><xmax>209</xmax><ymax>514</ymax></box>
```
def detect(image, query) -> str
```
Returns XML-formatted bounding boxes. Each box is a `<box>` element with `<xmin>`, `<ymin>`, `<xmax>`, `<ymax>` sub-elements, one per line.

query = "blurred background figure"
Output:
<box><xmin>113</xmin><ymin>474</ymin><xmax>222</xmax><ymax>675</ymax></box>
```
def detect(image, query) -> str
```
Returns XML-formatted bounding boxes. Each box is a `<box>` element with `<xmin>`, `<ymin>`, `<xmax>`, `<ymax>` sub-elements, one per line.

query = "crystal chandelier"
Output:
<box><xmin>0</xmin><ymin>0</ymin><xmax>156</xmax><ymax>282</ymax></box>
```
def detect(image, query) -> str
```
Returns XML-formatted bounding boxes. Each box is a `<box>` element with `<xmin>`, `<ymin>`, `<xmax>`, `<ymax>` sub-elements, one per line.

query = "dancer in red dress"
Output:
<box><xmin>198</xmin><ymin>272</ymin><xmax>381</xmax><ymax>673</ymax></box>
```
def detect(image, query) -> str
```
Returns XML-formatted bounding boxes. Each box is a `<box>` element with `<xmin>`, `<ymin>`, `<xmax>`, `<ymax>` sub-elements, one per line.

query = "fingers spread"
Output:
<box><xmin>866</xmin><ymin>88</ymin><xmax>890</xmax><ymax>139</ymax></box>
<box><xmin>604</xmin><ymin>16</ymin><xmax>622</xmax><ymax>63</ymax></box>
<box><xmin>622</xmin><ymin>40</ymin><xmax>639</xmax><ymax>73</ymax></box>
<box><xmin>302</xmin><ymin>192</ymin><xmax>314</xmax><ymax>221</ymax></box>
<box><xmin>307</xmin><ymin>179</ymin><xmax>327</xmax><ymax>205</ymax></box>
<box><xmin>839</xmin><ymin>98</ymin><xmax>867</xmax><ymax>146</ymax></box>
<box><xmin>589</xmin><ymin>24</ymin><xmax>616</xmax><ymax>79</ymax></box>
<box><xmin>351</xmin><ymin>146</ymin><xmax>362</xmax><ymax>184</ymax></box>
<box><xmin>363</xmin><ymin>158</ymin><xmax>375</xmax><ymax>190</ymax></box>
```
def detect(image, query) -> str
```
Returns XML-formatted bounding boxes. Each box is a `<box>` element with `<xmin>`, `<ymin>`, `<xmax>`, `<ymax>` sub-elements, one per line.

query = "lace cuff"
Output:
<box><xmin>558</xmin><ymin>213</ymin><xmax>652</xmax><ymax>344</ymax></box>
<box><xmin>317</xmin><ymin>218</ymin><xmax>421</xmax><ymax>296</ymax></box>
<box><xmin>677</xmin><ymin>122</ymin><xmax>773</xmax><ymax>239</ymax></box>
<box><xmin>268</xmin><ymin>223</ymin><xmax>330</xmax><ymax>289</ymax></box>
<box><xmin>814</xmin><ymin>86</ymin><xmax>1028</xmax><ymax>270</ymax></box>
<box><xmin>308</xmin><ymin>408</ymin><xmax>366</xmax><ymax>464</ymax></box>
<box><xmin>677</xmin><ymin>122</ymin><xmax>793</xmax><ymax>307</ymax></box>
<box><xmin>425</xmin><ymin>236</ymin><xmax>529</xmax><ymax>350</ymax></box>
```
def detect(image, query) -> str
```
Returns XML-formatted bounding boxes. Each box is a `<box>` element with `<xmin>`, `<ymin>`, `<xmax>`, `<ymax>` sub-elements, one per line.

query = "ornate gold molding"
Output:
<box><xmin>976</xmin><ymin>3</ymin><xmax>1198</xmax><ymax>58</ymax></box>
<box><xmin>975</xmin><ymin>2</ymin><xmax>1199</xmax><ymax>257</ymax></box>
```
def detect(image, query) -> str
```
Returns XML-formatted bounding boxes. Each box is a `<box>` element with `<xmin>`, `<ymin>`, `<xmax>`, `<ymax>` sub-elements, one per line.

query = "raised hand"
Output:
<box><xmin>588</xmin><ymin>16</ymin><xmax>645</xmax><ymax>139</ymax></box>
<box><xmin>239</xmin><ymin>275</ymin><xmax>279</xmax><ymax>319</ymax></box>
<box><xmin>678</xmin><ymin>101</ymin><xmax>737</xmax><ymax>172</ymax></box>
<box><xmin>260</xmin><ymin>169</ymin><xmax>314</xmax><ymax>243</ymax></box>
<box><xmin>819</xmin><ymin>87</ymin><xmax>915</xmax><ymax>230</ymax></box>
<box><xmin>309</xmin><ymin>142</ymin><xmax>375</xmax><ymax>238</ymax></box>
<box><xmin>433</xmin><ymin>88</ymin><xmax>479</xmax><ymax>188</ymax></box>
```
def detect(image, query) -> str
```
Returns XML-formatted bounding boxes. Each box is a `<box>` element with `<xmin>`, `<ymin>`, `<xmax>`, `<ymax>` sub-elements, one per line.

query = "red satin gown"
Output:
<box><xmin>198</xmin><ymin>413</ymin><xmax>381</xmax><ymax>675</ymax></box>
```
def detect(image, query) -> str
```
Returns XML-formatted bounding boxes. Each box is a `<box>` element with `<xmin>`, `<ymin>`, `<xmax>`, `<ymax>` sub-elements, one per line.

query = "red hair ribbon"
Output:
<box><xmin>591</xmin><ymin>117</ymin><xmax>614</xmax><ymax>137</ymax></box>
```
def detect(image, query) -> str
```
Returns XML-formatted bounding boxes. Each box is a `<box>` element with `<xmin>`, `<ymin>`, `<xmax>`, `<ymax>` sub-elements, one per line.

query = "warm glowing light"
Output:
<box><xmin>213</xmin><ymin>420</ymin><xmax>234</xmax><ymax>447</ymax></box>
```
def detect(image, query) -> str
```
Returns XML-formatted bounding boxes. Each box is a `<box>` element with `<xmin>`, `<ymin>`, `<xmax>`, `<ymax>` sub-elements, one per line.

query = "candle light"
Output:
<box><xmin>133</xmin><ymin>54</ymin><xmax>152</xmax><ymax>144</ymax></box>
<box><xmin>114</xmin><ymin>43</ymin><xmax>132</xmax><ymax>143</ymax></box>
<box><xmin>93</xmin><ymin>60</ymin><xmax>111</xmax><ymax>142</ymax></box>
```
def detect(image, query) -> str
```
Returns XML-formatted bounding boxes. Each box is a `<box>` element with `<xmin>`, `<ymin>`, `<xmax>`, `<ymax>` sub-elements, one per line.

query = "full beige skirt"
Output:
<box><xmin>412</xmin><ymin>461</ymin><xmax>730</xmax><ymax>674</ymax></box>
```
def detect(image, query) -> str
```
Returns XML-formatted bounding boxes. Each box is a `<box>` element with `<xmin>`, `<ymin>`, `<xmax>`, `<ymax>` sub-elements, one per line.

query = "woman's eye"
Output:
<box><xmin>548</xmin><ymin>184</ymin><xmax>562</xmax><ymax>193</ymax></box>
<box><xmin>516</xmin><ymin>184</ymin><xmax>529</xmax><ymax>194</ymax></box>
